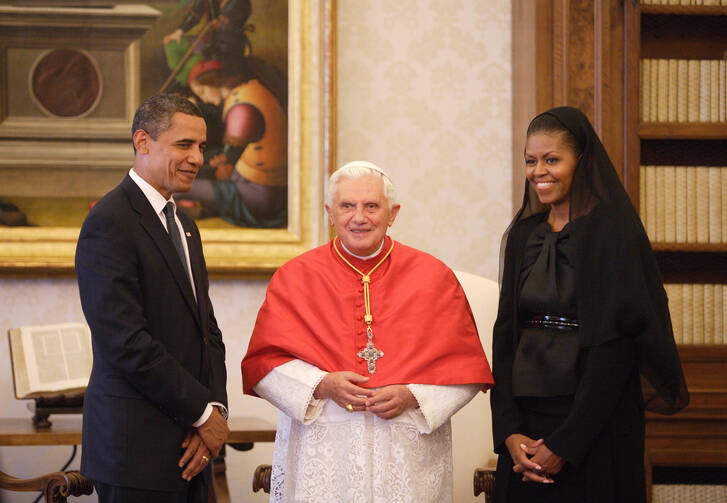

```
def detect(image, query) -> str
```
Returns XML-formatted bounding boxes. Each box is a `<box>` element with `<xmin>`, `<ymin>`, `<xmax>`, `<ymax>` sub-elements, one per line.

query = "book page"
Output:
<box><xmin>20</xmin><ymin>323</ymin><xmax>92</xmax><ymax>395</ymax></box>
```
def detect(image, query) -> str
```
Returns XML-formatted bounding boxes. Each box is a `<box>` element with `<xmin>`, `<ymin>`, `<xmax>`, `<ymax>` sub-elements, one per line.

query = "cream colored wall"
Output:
<box><xmin>337</xmin><ymin>0</ymin><xmax>512</xmax><ymax>278</ymax></box>
<box><xmin>0</xmin><ymin>1</ymin><xmax>511</xmax><ymax>501</ymax></box>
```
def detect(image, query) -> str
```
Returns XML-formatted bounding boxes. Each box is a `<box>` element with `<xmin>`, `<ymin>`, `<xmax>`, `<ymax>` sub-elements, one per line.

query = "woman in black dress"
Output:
<box><xmin>491</xmin><ymin>106</ymin><xmax>689</xmax><ymax>503</ymax></box>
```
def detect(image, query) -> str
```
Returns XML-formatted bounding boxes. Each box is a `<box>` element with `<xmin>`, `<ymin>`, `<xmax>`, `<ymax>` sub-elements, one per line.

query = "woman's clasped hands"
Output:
<box><xmin>505</xmin><ymin>433</ymin><xmax>565</xmax><ymax>484</ymax></box>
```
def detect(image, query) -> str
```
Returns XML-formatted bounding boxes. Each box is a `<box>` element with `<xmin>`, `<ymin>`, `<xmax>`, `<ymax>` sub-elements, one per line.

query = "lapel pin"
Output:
<box><xmin>185</xmin><ymin>232</ymin><xmax>191</xmax><ymax>237</ymax></box>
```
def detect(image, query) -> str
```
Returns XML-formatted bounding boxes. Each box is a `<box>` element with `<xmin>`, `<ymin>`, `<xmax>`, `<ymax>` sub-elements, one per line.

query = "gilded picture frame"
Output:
<box><xmin>0</xmin><ymin>0</ymin><xmax>335</xmax><ymax>276</ymax></box>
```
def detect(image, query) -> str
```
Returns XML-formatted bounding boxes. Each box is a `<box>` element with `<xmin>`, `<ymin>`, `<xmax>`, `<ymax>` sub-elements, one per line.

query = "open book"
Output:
<box><xmin>8</xmin><ymin>323</ymin><xmax>92</xmax><ymax>399</ymax></box>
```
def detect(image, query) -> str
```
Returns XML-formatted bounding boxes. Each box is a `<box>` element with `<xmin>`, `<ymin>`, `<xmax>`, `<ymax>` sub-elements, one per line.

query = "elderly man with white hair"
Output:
<box><xmin>242</xmin><ymin>161</ymin><xmax>493</xmax><ymax>502</ymax></box>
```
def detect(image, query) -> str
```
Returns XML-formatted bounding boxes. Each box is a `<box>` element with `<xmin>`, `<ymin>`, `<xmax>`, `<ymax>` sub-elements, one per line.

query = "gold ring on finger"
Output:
<box><xmin>345</xmin><ymin>403</ymin><xmax>354</xmax><ymax>413</ymax></box>
<box><xmin>202</xmin><ymin>455</ymin><xmax>209</xmax><ymax>463</ymax></box>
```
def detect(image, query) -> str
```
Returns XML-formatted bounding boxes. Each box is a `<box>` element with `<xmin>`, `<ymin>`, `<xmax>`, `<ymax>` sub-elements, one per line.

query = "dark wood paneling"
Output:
<box><xmin>641</xmin><ymin>139</ymin><xmax>727</xmax><ymax>166</ymax></box>
<box><xmin>567</xmin><ymin>0</ymin><xmax>596</xmax><ymax>119</ymax></box>
<box><xmin>641</xmin><ymin>14</ymin><xmax>727</xmax><ymax>59</ymax></box>
<box><xmin>624</xmin><ymin>0</ymin><xmax>642</xmax><ymax>207</ymax></box>
<box><xmin>655</xmin><ymin>251</ymin><xmax>727</xmax><ymax>284</ymax></box>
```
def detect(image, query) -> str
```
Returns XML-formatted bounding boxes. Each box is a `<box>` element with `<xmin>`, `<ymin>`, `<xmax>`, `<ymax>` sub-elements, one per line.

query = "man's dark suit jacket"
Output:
<box><xmin>75</xmin><ymin>174</ymin><xmax>227</xmax><ymax>491</ymax></box>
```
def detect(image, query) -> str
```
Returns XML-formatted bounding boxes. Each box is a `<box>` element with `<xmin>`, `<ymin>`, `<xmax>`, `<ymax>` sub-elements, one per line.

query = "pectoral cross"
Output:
<box><xmin>357</xmin><ymin>328</ymin><xmax>384</xmax><ymax>374</ymax></box>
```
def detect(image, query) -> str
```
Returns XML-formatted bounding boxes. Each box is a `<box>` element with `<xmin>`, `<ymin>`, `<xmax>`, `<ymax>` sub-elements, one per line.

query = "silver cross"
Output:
<box><xmin>357</xmin><ymin>338</ymin><xmax>384</xmax><ymax>374</ymax></box>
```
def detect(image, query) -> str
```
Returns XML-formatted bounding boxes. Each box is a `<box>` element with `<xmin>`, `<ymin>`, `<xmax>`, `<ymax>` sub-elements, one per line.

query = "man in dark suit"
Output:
<box><xmin>76</xmin><ymin>94</ymin><xmax>229</xmax><ymax>502</ymax></box>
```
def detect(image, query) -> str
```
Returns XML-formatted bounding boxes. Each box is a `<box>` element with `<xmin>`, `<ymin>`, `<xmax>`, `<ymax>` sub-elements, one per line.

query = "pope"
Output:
<box><xmin>242</xmin><ymin>160</ymin><xmax>494</xmax><ymax>502</ymax></box>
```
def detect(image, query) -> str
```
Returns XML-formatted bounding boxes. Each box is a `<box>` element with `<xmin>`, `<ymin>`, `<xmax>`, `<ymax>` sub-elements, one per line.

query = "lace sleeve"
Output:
<box><xmin>253</xmin><ymin>360</ymin><xmax>328</xmax><ymax>424</ymax></box>
<box><xmin>406</xmin><ymin>383</ymin><xmax>481</xmax><ymax>434</ymax></box>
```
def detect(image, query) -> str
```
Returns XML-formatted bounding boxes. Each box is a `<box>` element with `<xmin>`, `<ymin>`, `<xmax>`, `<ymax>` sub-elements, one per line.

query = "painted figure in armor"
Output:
<box><xmin>163</xmin><ymin>0</ymin><xmax>287</xmax><ymax>228</ymax></box>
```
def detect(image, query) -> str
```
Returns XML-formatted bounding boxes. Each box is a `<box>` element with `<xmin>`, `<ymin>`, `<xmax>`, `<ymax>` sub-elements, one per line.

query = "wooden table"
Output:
<box><xmin>0</xmin><ymin>415</ymin><xmax>276</xmax><ymax>502</ymax></box>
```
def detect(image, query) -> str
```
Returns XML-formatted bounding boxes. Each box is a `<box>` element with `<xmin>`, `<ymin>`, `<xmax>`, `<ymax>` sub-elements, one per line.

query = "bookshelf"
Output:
<box><xmin>630</xmin><ymin>4</ymin><xmax>727</xmax><ymax>501</ymax></box>
<box><xmin>626</xmin><ymin>3</ymin><xmax>727</xmax><ymax>289</ymax></box>
<box><xmin>639</xmin><ymin>123</ymin><xmax>726</xmax><ymax>139</ymax></box>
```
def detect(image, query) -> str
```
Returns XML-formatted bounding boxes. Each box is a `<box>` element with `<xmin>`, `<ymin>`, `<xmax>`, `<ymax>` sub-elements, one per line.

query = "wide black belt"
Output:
<box><xmin>524</xmin><ymin>314</ymin><xmax>579</xmax><ymax>330</ymax></box>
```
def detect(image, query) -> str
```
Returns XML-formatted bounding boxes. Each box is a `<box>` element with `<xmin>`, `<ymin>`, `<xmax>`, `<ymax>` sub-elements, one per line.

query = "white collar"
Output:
<box><xmin>128</xmin><ymin>168</ymin><xmax>174</xmax><ymax>216</ymax></box>
<box><xmin>339</xmin><ymin>238</ymin><xmax>385</xmax><ymax>260</ymax></box>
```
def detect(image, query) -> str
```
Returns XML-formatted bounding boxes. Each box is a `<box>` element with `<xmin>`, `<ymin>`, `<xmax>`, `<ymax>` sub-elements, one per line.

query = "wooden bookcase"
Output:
<box><xmin>629</xmin><ymin>5</ymin><xmax>727</xmax><ymax>500</ymax></box>
<box><xmin>512</xmin><ymin>2</ymin><xmax>727</xmax><ymax>501</ymax></box>
<box><xmin>625</xmin><ymin>2</ymin><xmax>727</xmax><ymax>285</ymax></box>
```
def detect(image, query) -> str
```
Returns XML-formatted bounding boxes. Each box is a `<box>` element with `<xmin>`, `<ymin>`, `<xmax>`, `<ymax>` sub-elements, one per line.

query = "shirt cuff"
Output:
<box><xmin>192</xmin><ymin>402</ymin><xmax>229</xmax><ymax>427</ymax></box>
<box><xmin>193</xmin><ymin>403</ymin><xmax>213</xmax><ymax>427</ymax></box>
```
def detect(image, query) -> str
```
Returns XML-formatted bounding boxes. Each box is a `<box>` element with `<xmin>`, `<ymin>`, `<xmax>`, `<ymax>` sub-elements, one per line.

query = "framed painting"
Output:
<box><xmin>0</xmin><ymin>0</ymin><xmax>335</xmax><ymax>276</ymax></box>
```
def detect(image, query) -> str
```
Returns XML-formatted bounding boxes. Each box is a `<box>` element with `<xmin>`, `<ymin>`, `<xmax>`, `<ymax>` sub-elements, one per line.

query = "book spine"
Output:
<box><xmin>652</xmin><ymin>58</ymin><xmax>662</xmax><ymax>122</ymax></box>
<box><xmin>658</xmin><ymin>59</ymin><xmax>669</xmax><ymax>122</ymax></box>
<box><xmin>688</xmin><ymin>60</ymin><xmax>700</xmax><ymax>122</ymax></box>
<box><xmin>696</xmin><ymin>167</ymin><xmax>710</xmax><ymax>243</ymax></box>
<box><xmin>715</xmin><ymin>284</ymin><xmax>724</xmax><ymax>345</ymax></box>
<box><xmin>667</xmin><ymin>284</ymin><xmax>684</xmax><ymax>344</ymax></box>
<box><xmin>675</xmin><ymin>166</ymin><xmax>688</xmax><ymax>243</ymax></box>
<box><xmin>686</xmin><ymin>167</ymin><xmax>698</xmax><ymax>243</ymax></box>
<box><xmin>677</xmin><ymin>59</ymin><xmax>688</xmax><ymax>122</ymax></box>
<box><xmin>646</xmin><ymin>166</ymin><xmax>657</xmax><ymax>241</ymax></box>
<box><xmin>668</xmin><ymin>59</ymin><xmax>678</xmax><ymax>122</ymax></box>
<box><xmin>721</xmin><ymin>59</ymin><xmax>726</xmax><ymax>123</ymax></box>
<box><xmin>664</xmin><ymin>166</ymin><xmax>677</xmax><ymax>242</ymax></box>
<box><xmin>683</xmin><ymin>284</ymin><xmax>693</xmax><ymax>344</ymax></box>
<box><xmin>710</xmin><ymin>60</ymin><xmax>719</xmax><ymax>122</ymax></box>
<box><xmin>694</xmin><ymin>283</ymin><xmax>705</xmax><ymax>344</ymax></box>
<box><xmin>655</xmin><ymin>166</ymin><xmax>666</xmax><ymax>242</ymax></box>
<box><xmin>704</xmin><ymin>284</ymin><xmax>714</xmax><ymax>344</ymax></box>
<box><xmin>641</xmin><ymin>59</ymin><xmax>649</xmax><ymax>122</ymax></box>
<box><xmin>699</xmin><ymin>60</ymin><xmax>710</xmax><ymax>122</ymax></box>
<box><xmin>708</xmin><ymin>167</ymin><xmax>722</xmax><ymax>243</ymax></box>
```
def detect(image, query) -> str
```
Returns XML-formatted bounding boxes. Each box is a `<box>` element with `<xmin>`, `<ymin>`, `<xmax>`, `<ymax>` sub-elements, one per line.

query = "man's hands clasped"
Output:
<box><xmin>179</xmin><ymin>430</ymin><xmax>212</xmax><ymax>482</ymax></box>
<box><xmin>179</xmin><ymin>407</ymin><xmax>230</xmax><ymax>481</ymax></box>
<box><xmin>314</xmin><ymin>371</ymin><xmax>373</xmax><ymax>411</ymax></box>
<box><xmin>314</xmin><ymin>371</ymin><xmax>418</xmax><ymax>419</ymax></box>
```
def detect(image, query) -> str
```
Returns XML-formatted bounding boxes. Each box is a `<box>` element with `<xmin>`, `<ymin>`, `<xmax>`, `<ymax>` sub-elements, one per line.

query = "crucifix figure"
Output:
<box><xmin>358</xmin><ymin>332</ymin><xmax>384</xmax><ymax>374</ymax></box>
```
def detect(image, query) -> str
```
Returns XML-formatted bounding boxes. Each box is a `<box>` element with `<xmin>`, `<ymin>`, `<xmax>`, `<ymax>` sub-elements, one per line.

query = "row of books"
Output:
<box><xmin>640</xmin><ymin>59</ymin><xmax>727</xmax><ymax>123</ymax></box>
<box><xmin>639</xmin><ymin>166</ymin><xmax>726</xmax><ymax>243</ymax></box>
<box><xmin>664</xmin><ymin>283</ymin><xmax>726</xmax><ymax>344</ymax></box>
<box><xmin>641</xmin><ymin>0</ymin><xmax>727</xmax><ymax>5</ymax></box>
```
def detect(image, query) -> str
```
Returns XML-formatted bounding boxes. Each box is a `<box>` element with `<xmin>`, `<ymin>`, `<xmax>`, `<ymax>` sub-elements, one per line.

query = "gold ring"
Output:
<box><xmin>201</xmin><ymin>455</ymin><xmax>209</xmax><ymax>463</ymax></box>
<box><xmin>345</xmin><ymin>403</ymin><xmax>354</xmax><ymax>413</ymax></box>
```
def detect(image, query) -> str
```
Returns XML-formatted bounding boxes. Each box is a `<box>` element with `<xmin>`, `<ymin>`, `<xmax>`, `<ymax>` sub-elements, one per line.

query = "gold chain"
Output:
<box><xmin>333</xmin><ymin>238</ymin><xmax>395</xmax><ymax>327</ymax></box>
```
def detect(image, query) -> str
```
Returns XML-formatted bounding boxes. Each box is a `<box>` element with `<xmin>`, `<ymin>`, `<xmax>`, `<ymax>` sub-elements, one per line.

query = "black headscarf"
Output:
<box><xmin>499</xmin><ymin>106</ymin><xmax>688</xmax><ymax>415</ymax></box>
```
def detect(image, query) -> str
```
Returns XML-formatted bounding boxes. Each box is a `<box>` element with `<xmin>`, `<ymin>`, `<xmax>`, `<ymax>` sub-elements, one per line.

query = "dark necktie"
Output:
<box><xmin>163</xmin><ymin>202</ymin><xmax>192</xmax><ymax>285</ymax></box>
